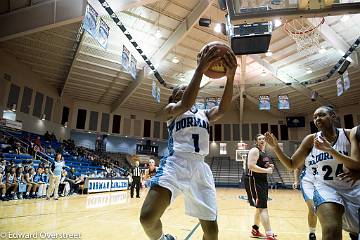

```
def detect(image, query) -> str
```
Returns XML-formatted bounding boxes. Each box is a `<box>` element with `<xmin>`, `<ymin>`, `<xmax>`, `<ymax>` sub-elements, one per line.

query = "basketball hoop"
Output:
<box><xmin>284</xmin><ymin>17</ymin><xmax>325</xmax><ymax>57</ymax></box>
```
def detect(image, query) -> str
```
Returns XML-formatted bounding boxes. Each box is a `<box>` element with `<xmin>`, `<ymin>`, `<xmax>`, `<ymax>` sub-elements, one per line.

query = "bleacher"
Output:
<box><xmin>2</xmin><ymin>153</ymin><xmax>41</xmax><ymax>167</ymax></box>
<box><xmin>207</xmin><ymin>156</ymin><xmax>243</xmax><ymax>187</ymax></box>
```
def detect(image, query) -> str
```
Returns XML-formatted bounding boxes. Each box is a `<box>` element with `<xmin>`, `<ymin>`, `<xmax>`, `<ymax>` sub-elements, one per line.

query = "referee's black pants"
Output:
<box><xmin>131</xmin><ymin>176</ymin><xmax>141</xmax><ymax>198</ymax></box>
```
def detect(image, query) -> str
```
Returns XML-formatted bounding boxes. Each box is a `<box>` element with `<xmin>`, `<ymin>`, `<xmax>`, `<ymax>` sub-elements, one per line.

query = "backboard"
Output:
<box><xmin>224</xmin><ymin>0</ymin><xmax>360</xmax><ymax>24</ymax></box>
<box><xmin>236</xmin><ymin>149</ymin><xmax>250</xmax><ymax>162</ymax></box>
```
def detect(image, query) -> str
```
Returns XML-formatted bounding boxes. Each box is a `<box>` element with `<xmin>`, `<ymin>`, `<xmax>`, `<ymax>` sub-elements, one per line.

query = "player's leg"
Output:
<box><xmin>136</xmin><ymin>179</ymin><xmax>140</xmax><ymax>198</ymax></box>
<box><xmin>130</xmin><ymin>179</ymin><xmax>135</xmax><ymax>198</ymax></box>
<box><xmin>246</xmin><ymin>176</ymin><xmax>265</xmax><ymax>238</ymax></box>
<box><xmin>199</xmin><ymin>219</ymin><xmax>218</xmax><ymax>240</ymax></box>
<box><xmin>317</xmin><ymin>202</ymin><xmax>344</xmax><ymax>240</ymax></box>
<box><xmin>140</xmin><ymin>185</ymin><xmax>172</xmax><ymax>240</ymax></box>
<box><xmin>305</xmin><ymin>200</ymin><xmax>317</xmax><ymax>239</ymax></box>
<box><xmin>256</xmin><ymin>179</ymin><xmax>276</xmax><ymax>239</ymax></box>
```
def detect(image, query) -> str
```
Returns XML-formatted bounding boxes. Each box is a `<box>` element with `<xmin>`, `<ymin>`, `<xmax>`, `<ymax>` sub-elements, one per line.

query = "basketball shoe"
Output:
<box><xmin>164</xmin><ymin>234</ymin><xmax>176</xmax><ymax>240</ymax></box>
<box><xmin>309</xmin><ymin>233</ymin><xmax>316</xmax><ymax>240</ymax></box>
<box><xmin>251</xmin><ymin>225</ymin><xmax>266</xmax><ymax>238</ymax></box>
<box><xmin>265</xmin><ymin>234</ymin><xmax>278</xmax><ymax>240</ymax></box>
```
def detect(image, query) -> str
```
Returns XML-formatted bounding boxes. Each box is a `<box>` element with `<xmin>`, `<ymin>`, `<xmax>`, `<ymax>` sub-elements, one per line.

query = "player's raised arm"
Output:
<box><xmin>163</xmin><ymin>46</ymin><xmax>221</xmax><ymax>119</ymax></box>
<box><xmin>265</xmin><ymin>132</ymin><xmax>313</xmax><ymax>170</ymax></box>
<box><xmin>207</xmin><ymin>51</ymin><xmax>237</xmax><ymax>122</ymax></box>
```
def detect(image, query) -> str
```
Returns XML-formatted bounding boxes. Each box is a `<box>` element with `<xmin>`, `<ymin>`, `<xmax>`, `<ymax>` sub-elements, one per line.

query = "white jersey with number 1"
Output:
<box><xmin>167</xmin><ymin>106</ymin><xmax>210</xmax><ymax>157</ymax></box>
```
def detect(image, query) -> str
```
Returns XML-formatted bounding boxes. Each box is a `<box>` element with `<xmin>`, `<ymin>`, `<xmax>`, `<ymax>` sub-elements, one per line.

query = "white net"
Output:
<box><xmin>284</xmin><ymin>18</ymin><xmax>324</xmax><ymax>57</ymax></box>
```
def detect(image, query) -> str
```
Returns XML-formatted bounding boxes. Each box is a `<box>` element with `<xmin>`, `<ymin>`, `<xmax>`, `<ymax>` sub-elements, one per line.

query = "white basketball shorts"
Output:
<box><xmin>313</xmin><ymin>181</ymin><xmax>360</xmax><ymax>234</ymax></box>
<box><xmin>150</xmin><ymin>152</ymin><xmax>217</xmax><ymax>221</ymax></box>
<box><xmin>300</xmin><ymin>174</ymin><xmax>315</xmax><ymax>202</ymax></box>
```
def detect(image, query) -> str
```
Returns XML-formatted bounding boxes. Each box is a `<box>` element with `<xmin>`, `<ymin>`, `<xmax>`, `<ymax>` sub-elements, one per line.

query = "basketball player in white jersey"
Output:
<box><xmin>293</xmin><ymin>155</ymin><xmax>318</xmax><ymax>240</ymax></box>
<box><xmin>314</xmin><ymin>124</ymin><xmax>360</xmax><ymax>240</ymax></box>
<box><xmin>139</xmin><ymin>45</ymin><xmax>237</xmax><ymax>240</ymax></box>
<box><xmin>265</xmin><ymin>106</ymin><xmax>360</xmax><ymax>240</ymax></box>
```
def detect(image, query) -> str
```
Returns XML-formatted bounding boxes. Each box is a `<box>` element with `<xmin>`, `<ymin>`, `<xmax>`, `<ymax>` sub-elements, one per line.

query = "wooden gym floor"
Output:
<box><xmin>0</xmin><ymin>188</ymin><xmax>352</xmax><ymax>240</ymax></box>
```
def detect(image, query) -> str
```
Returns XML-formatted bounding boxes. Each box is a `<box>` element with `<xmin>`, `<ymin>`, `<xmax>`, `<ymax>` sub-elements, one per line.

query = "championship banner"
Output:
<box><xmin>152</xmin><ymin>79</ymin><xmax>157</xmax><ymax>99</ymax></box>
<box><xmin>156</xmin><ymin>86</ymin><xmax>161</xmax><ymax>103</ymax></box>
<box><xmin>259</xmin><ymin>95</ymin><xmax>270</xmax><ymax>110</ymax></box>
<box><xmin>205</xmin><ymin>97</ymin><xmax>220</xmax><ymax>110</ymax></box>
<box><xmin>343</xmin><ymin>71</ymin><xmax>350</xmax><ymax>91</ymax></box>
<box><xmin>130</xmin><ymin>55</ymin><xmax>137</xmax><ymax>79</ymax></box>
<box><xmin>336</xmin><ymin>78</ymin><xmax>343</xmax><ymax>96</ymax></box>
<box><xmin>195</xmin><ymin>98</ymin><xmax>206</xmax><ymax>110</ymax></box>
<box><xmin>278</xmin><ymin>95</ymin><xmax>290</xmax><ymax>110</ymax></box>
<box><xmin>96</xmin><ymin>18</ymin><xmax>110</xmax><ymax>49</ymax></box>
<box><xmin>122</xmin><ymin>45</ymin><xmax>130</xmax><ymax>71</ymax></box>
<box><xmin>83</xmin><ymin>4</ymin><xmax>98</xmax><ymax>37</ymax></box>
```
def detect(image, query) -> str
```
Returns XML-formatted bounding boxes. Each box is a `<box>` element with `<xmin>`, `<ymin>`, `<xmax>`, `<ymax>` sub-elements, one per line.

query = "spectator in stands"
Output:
<box><xmin>47</xmin><ymin>153</ymin><xmax>65</xmax><ymax>200</ymax></box>
<box><xmin>59</xmin><ymin>170</ymin><xmax>70</xmax><ymax>197</ymax></box>
<box><xmin>50</xmin><ymin>132</ymin><xmax>57</xmax><ymax>142</ymax></box>
<box><xmin>16</xmin><ymin>166</ymin><xmax>27</xmax><ymax>199</ymax></box>
<box><xmin>34</xmin><ymin>136</ymin><xmax>41</xmax><ymax>147</ymax></box>
<box><xmin>23</xmin><ymin>165</ymin><xmax>30</xmax><ymax>175</ymax></box>
<box><xmin>41</xmin><ymin>167</ymin><xmax>50</xmax><ymax>197</ymax></box>
<box><xmin>44</xmin><ymin>131</ymin><xmax>51</xmax><ymax>142</ymax></box>
<box><xmin>0</xmin><ymin>171</ymin><xmax>9</xmax><ymax>201</ymax></box>
<box><xmin>24</xmin><ymin>168</ymin><xmax>38</xmax><ymax>199</ymax></box>
<box><xmin>6</xmin><ymin>166</ymin><xmax>18</xmax><ymax>200</ymax></box>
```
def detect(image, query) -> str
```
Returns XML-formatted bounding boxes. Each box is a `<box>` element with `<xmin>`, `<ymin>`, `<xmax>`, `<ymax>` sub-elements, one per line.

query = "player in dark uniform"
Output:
<box><xmin>244</xmin><ymin>134</ymin><xmax>277</xmax><ymax>240</ymax></box>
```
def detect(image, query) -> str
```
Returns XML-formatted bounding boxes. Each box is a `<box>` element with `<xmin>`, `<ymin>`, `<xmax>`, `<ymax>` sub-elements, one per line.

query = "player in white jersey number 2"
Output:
<box><xmin>265</xmin><ymin>106</ymin><xmax>360</xmax><ymax>240</ymax></box>
<box><xmin>140</xmin><ymin>45</ymin><xmax>237</xmax><ymax>240</ymax></box>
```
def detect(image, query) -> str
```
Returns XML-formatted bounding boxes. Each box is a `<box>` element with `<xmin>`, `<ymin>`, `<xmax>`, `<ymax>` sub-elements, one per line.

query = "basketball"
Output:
<box><xmin>198</xmin><ymin>41</ymin><xmax>234</xmax><ymax>79</ymax></box>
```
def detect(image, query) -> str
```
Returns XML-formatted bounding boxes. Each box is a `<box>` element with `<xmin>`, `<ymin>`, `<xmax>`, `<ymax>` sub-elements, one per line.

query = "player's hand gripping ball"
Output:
<box><xmin>198</xmin><ymin>41</ymin><xmax>235</xmax><ymax>79</ymax></box>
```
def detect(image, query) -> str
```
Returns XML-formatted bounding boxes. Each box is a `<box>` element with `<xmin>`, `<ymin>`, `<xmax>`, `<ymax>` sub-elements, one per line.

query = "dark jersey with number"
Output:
<box><xmin>246</xmin><ymin>147</ymin><xmax>271</xmax><ymax>180</ymax></box>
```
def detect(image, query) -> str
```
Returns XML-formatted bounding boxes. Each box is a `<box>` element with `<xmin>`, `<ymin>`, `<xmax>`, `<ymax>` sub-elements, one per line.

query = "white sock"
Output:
<box><xmin>266</xmin><ymin>230</ymin><xmax>273</xmax><ymax>236</ymax></box>
<box><xmin>26</xmin><ymin>192</ymin><xmax>29</xmax><ymax>195</ymax></box>
<box><xmin>1</xmin><ymin>195</ymin><xmax>5</xmax><ymax>197</ymax></box>
<box><xmin>309</xmin><ymin>228</ymin><xmax>316</xmax><ymax>234</ymax></box>
<box><xmin>11</xmin><ymin>191</ymin><xmax>14</xmax><ymax>194</ymax></box>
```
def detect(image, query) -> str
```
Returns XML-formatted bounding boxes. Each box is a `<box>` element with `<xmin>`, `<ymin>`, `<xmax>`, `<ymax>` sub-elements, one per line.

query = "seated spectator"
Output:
<box><xmin>44</xmin><ymin>131</ymin><xmax>50</xmax><ymax>142</ymax></box>
<box><xmin>0</xmin><ymin>171</ymin><xmax>8</xmax><ymax>201</ymax></box>
<box><xmin>24</xmin><ymin>168</ymin><xmax>38</xmax><ymax>199</ymax></box>
<box><xmin>59</xmin><ymin>170</ymin><xmax>70</xmax><ymax>197</ymax></box>
<box><xmin>143</xmin><ymin>159</ymin><xmax>157</xmax><ymax>188</ymax></box>
<box><xmin>34</xmin><ymin>136</ymin><xmax>41</xmax><ymax>147</ymax></box>
<box><xmin>33</xmin><ymin>168</ymin><xmax>45</xmax><ymax>198</ymax></box>
<box><xmin>41</xmin><ymin>168</ymin><xmax>50</xmax><ymax>198</ymax></box>
<box><xmin>50</xmin><ymin>132</ymin><xmax>57</xmax><ymax>142</ymax></box>
<box><xmin>74</xmin><ymin>176</ymin><xmax>85</xmax><ymax>194</ymax></box>
<box><xmin>16</xmin><ymin>166</ymin><xmax>27</xmax><ymax>199</ymax></box>
<box><xmin>0</xmin><ymin>158</ymin><xmax>6</xmax><ymax>174</ymax></box>
<box><xmin>6</xmin><ymin>166</ymin><xmax>18</xmax><ymax>200</ymax></box>
<box><xmin>66</xmin><ymin>167</ymin><xmax>77</xmax><ymax>194</ymax></box>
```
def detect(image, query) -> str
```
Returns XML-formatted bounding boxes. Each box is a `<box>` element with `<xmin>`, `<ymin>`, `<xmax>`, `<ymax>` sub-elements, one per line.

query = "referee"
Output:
<box><xmin>130</xmin><ymin>161</ymin><xmax>142</xmax><ymax>198</ymax></box>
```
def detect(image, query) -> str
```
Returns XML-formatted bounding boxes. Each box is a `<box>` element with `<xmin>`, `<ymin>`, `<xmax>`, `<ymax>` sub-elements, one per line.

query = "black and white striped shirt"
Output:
<box><xmin>132</xmin><ymin>167</ymin><xmax>141</xmax><ymax>177</ymax></box>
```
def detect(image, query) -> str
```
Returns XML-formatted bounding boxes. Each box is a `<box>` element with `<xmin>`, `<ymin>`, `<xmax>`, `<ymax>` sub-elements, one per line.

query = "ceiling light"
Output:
<box><xmin>155</xmin><ymin>29</ymin><xmax>162</xmax><ymax>38</ymax></box>
<box><xmin>265</xmin><ymin>50</ymin><xmax>272</xmax><ymax>57</ymax></box>
<box><xmin>172</xmin><ymin>56</ymin><xmax>179</xmax><ymax>64</ymax></box>
<box><xmin>41</xmin><ymin>114</ymin><xmax>46</xmax><ymax>121</ymax></box>
<box><xmin>64</xmin><ymin>122</ymin><xmax>68</xmax><ymax>128</ymax></box>
<box><xmin>340</xmin><ymin>15</ymin><xmax>350</xmax><ymax>22</ymax></box>
<box><xmin>274</xmin><ymin>19</ymin><xmax>282</xmax><ymax>28</ymax></box>
<box><xmin>261</xmin><ymin>70</ymin><xmax>267</xmax><ymax>76</ymax></box>
<box><xmin>214</xmin><ymin>23</ymin><xmax>222</xmax><ymax>33</ymax></box>
<box><xmin>88</xmin><ymin>131</ymin><xmax>91</xmax><ymax>134</ymax></box>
